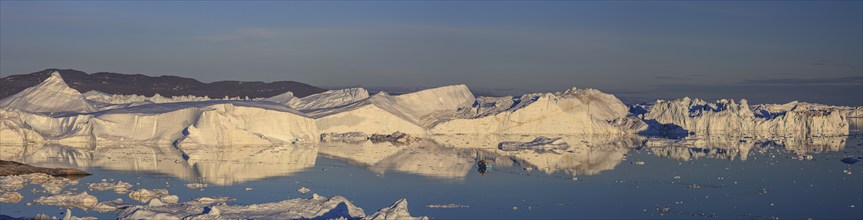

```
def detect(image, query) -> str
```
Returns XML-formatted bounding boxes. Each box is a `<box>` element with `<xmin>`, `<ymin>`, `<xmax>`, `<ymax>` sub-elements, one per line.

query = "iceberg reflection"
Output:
<box><xmin>0</xmin><ymin>132</ymin><xmax>852</xmax><ymax>183</ymax></box>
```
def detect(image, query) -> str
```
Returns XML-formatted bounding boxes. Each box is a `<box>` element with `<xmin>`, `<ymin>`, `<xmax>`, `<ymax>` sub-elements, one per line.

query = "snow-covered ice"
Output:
<box><xmin>266</xmin><ymin>87</ymin><xmax>370</xmax><ymax>111</ymax></box>
<box><xmin>640</xmin><ymin>98</ymin><xmax>849</xmax><ymax>136</ymax></box>
<box><xmin>117</xmin><ymin>193</ymin><xmax>426</xmax><ymax>220</ymax></box>
<box><xmin>0</xmin><ymin>72</ymin><xmax>96</xmax><ymax>114</ymax></box>
<box><xmin>0</xmin><ymin>71</ymin><xmax>857</xmax><ymax>148</ymax></box>
<box><xmin>431</xmin><ymin>88</ymin><xmax>630</xmax><ymax>134</ymax></box>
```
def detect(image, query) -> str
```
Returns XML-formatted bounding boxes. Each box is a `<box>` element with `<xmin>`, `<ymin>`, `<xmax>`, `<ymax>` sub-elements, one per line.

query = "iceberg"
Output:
<box><xmin>641</xmin><ymin>98</ymin><xmax>850</xmax><ymax>136</ymax></box>
<box><xmin>0</xmin><ymin>72</ymin><xmax>96</xmax><ymax>114</ymax></box>
<box><xmin>311</xmin><ymin>85</ymin><xmax>475</xmax><ymax>135</ymax></box>
<box><xmin>1</xmin><ymin>71</ymin><xmax>855</xmax><ymax>146</ymax></box>
<box><xmin>266</xmin><ymin>87</ymin><xmax>370</xmax><ymax>111</ymax></box>
<box><xmin>431</xmin><ymin>88</ymin><xmax>629</xmax><ymax>134</ymax></box>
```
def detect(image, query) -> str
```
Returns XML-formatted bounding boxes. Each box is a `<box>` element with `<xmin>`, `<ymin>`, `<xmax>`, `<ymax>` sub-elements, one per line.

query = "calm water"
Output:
<box><xmin>1</xmin><ymin>123</ymin><xmax>862</xmax><ymax>219</ymax></box>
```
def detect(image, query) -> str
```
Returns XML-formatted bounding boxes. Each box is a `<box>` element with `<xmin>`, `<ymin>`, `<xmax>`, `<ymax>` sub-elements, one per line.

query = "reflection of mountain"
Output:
<box><xmin>646</xmin><ymin>135</ymin><xmax>850</xmax><ymax>161</ymax></box>
<box><xmin>0</xmin><ymin>144</ymin><xmax>317</xmax><ymax>185</ymax></box>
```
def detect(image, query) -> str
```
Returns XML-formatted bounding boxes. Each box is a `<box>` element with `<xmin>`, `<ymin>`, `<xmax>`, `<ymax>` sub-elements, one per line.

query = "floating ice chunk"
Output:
<box><xmin>425</xmin><ymin>203</ymin><xmax>469</xmax><ymax>209</ymax></box>
<box><xmin>185</xmin><ymin>183</ymin><xmax>208</xmax><ymax>189</ymax></box>
<box><xmin>298</xmin><ymin>187</ymin><xmax>311</xmax><ymax>195</ymax></box>
<box><xmin>191</xmin><ymin>197</ymin><xmax>234</xmax><ymax>205</ymax></box>
<box><xmin>0</xmin><ymin>191</ymin><xmax>23</xmax><ymax>203</ymax></box>
<box><xmin>63</xmin><ymin>208</ymin><xmax>97</xmax><ymax>220</ymax></box>
<box><xmin>365</xmin><ymin>199</ymin><xmax>428</xmax><ymax>220</ymax></box>
<box><xmin>93</xmin><ymin>198</ymin><xmax>124</xmax><ymax>213</ymax></box>
<box><xmin>117</xmin><ymin>194</ymin><xmax>370</xmax><ymax>219</ymax></box>
<box><xmin>0</xmin><ymin>175</ymin><xmax>25</xmax><ymax>191</ymax></box>
<box><xmin>88</xmin><ymin>180</ymin><xmax>133</xmax><ymax>194</ymax></box>
<box><xmin>34</xmin><ymin>192</ymin><xmax>98</xmax><ymax>210</ymax></box>
<box><xmin>128</xmin><ymin>188</ymin><xmax>170</xmax><ymax>203</ymax></box>
<box><xmin>161</xmin><ymin>195</ymin><xmax>180</xmax><ymax>204</ymax></box>
<box><xmin>2</xmin><ymin>173</ymin><xmax>79</xmax><ymax>195</ymax></box>
<box><xmin>39</xmin><ymin>177</ymin><xmax>79</xmax><ymax>195</ymax></box>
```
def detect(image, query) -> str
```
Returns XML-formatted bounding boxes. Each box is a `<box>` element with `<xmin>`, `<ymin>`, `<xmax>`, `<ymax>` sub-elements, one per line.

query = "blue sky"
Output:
<box><xmin>1</xmin><ymin>1</ymin><xmax>861</xmax><ymax>105</ymax></box>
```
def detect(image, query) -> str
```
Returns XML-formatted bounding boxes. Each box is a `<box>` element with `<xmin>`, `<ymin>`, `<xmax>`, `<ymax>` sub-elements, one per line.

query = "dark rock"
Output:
<box><xmin>0</xmin><ymin>160</ymin><xmax>90</xmax><ymax>176</ymax></box>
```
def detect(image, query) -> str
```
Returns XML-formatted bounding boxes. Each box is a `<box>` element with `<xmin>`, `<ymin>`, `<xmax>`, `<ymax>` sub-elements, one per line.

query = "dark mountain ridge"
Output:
<box><xmin>0</xmin><ymin>69</ymin><xmax>326</xmax><ymax>99</ymax></box>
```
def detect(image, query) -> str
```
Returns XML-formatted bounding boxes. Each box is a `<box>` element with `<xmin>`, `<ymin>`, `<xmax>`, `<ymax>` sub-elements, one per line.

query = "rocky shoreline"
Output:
<box><xmin>0</xmin><ymin>160</ymin><xmax>90</xmax><ymax>177</ymax></box>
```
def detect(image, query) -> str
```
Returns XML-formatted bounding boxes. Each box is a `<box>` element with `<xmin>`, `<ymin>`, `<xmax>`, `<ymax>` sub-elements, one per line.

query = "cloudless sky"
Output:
<box><xmin>1</xmin><ymin>1</ymin><xmax>861</xmax><ymax>105</ymax></box>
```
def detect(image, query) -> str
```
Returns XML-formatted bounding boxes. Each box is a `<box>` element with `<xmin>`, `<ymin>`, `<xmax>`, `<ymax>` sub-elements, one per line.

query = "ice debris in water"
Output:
<box><xmin>425</xmin><ymin>203</ymin><xmax>470</xmax><ymax>209</ymax></box>
<box><xmin>0</xmin><ymin>191</ymin><xmax>24</xmax><ymax>203</ymax></box>
<box><xmin>793</xmin><ymin>154</ymin><xmax>814</xmax><ymax>161</ymax></box>
<box><xmin>117</xmin><ymin>194</ymin><xmax>427</xmax><ymax>220</ymax></box>
<box><xmin>128</xmin><ymin>188</ymin><xmax>172</xmax><ymax>203</ymax></box>
<box><xmin>34</xmin><ymin>192</ymin><xmax>98</xmax><ymax>211</ymax></box>
<box><xmin>88</xmin><ymin>180</ymin><xmax>133</xmax><ymax>194</ymax></box>
<box><xmin>0</xmin><ymin>173</ymin><xmax>78</xmax><ymax>195</ymax></box>
<box><xmin>298</xmin><ymin>187</ymin><xmax>311</xmax><ymax>195</ymax></box>
<box><xmin>63</xmin><ymin>208</ymin><xmax>98</xmax><ymax>220</ymax></box>
<box><xmin>93</xmin><ymin>198</ymin><xmax>125</xmax><ymax>213</ymax></box>
<box><xmin>185</xmin><ymin>183</ymin><xmax>208</xmax><ymax>189</ymax></box>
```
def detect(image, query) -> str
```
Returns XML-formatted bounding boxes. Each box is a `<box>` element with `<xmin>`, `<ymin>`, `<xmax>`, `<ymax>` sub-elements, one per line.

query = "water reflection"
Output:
<box><xmin>0</xmin><ymin>144</ymin><xmax>316</xmax><ymax>185</ymax></box>
<box><xmin>320</xmin><ymin>140</ymin><xmax>479</xmax><ymax>179</ymax></box>
<box><xmin>181</xmin><ymin>144</ymin><xmax>317</xmax><ymax>185</ymax></box>
<box><xmin>0</xmin><ymin>132</ymin><xmax>854</xmax><ymax>184</ymax></box>
<box><xmin>646</xmin><ymin>135</ymin><xmax>850</xmax><ymax>161</ymax></box>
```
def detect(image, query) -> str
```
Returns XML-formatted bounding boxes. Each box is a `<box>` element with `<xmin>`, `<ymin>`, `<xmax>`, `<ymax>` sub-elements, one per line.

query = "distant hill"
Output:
<box><xmin>0</xmin><ymin>69</ymin><xmax>327</xmax><ymax>100</ymax></box>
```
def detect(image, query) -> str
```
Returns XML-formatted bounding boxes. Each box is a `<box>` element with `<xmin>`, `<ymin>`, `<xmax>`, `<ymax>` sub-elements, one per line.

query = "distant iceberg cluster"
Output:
<box><xmin>0</xmin><ymin>71</ymin><xmax>858</xmax><ymax>146</ymax></box>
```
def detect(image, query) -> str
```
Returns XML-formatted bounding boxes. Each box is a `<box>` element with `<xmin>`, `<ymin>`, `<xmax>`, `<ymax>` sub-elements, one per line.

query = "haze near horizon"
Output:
<box><xmin>1</xmin><ymin>1</ymin><xmax>861</xmax><ymax>105</ymax></box>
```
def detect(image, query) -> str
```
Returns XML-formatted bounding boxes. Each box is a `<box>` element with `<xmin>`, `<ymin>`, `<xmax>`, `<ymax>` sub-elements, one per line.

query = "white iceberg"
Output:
<box><xmin>312</xmin><ymin>85</ymin><xmax>475</xmax><ymax>135</ymax></box>
<box><xmin>431</xmin><ymin>88</ymin><xmax>629</xmax><ymax>134</ymax></box>
<box><xmin>0</xmin><ymin>72</ymin><xmax>97</xmax><ymax>114</ymax></box>
<box><xmin>641</xmin><ymin>98</ymin><xmax>849</xmax><ymax>136</ymax></box>
<box><xmin>266</xmin><ymin>87</ymin><xmax>370</xmax><ymax>111</ymax></box>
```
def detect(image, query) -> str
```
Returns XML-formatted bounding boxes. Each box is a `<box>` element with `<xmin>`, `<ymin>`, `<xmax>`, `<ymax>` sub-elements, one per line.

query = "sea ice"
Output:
<box><xmin>34</xmin><ymin>191</ymin><xmax>99</xmax><ymax>210</ymax></box>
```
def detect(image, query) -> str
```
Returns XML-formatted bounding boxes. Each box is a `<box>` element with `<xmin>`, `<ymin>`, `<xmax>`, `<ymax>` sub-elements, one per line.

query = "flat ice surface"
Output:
<box><xmin>1</xmin><ymin>121</ymin><xmax>861</xmax><ymax>219</ymax></box>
